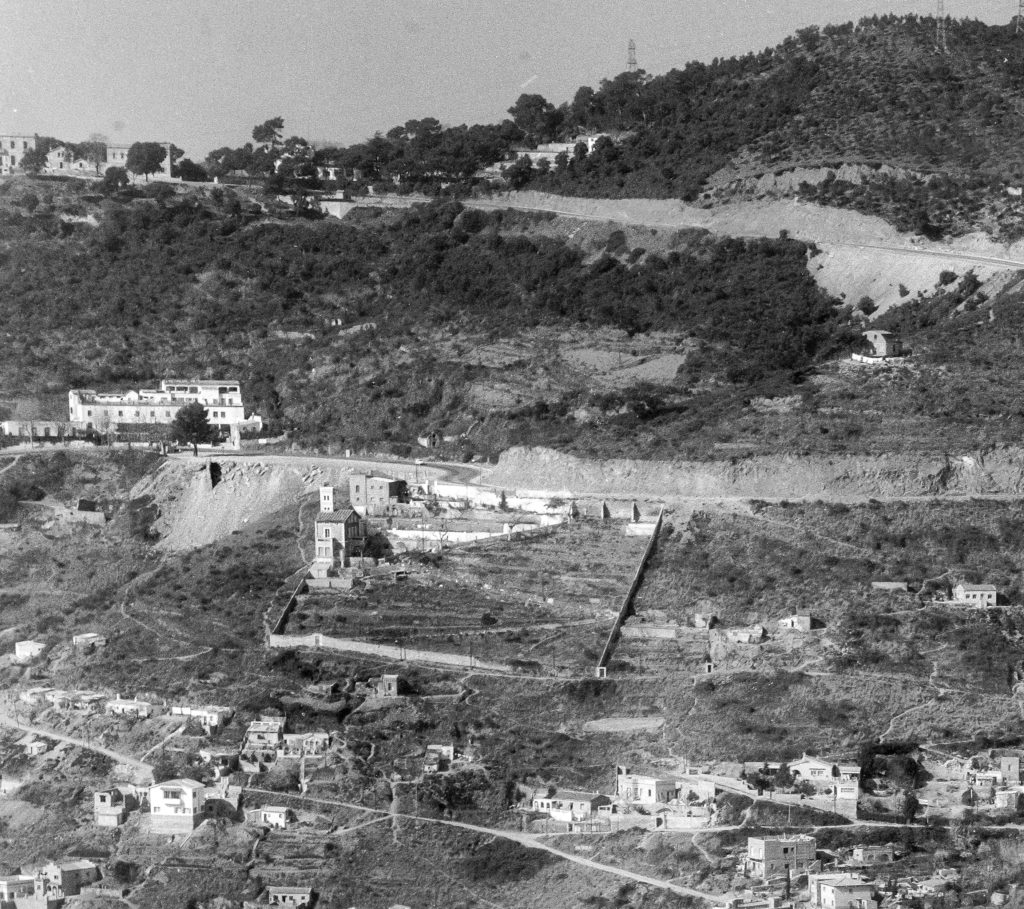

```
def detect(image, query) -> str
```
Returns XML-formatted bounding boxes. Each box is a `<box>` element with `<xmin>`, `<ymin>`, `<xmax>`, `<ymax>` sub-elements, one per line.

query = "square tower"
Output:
<box><xmin>320</xmin><ymin>486</ymin><xmax>339</xmax><ymax>513</ymax></box>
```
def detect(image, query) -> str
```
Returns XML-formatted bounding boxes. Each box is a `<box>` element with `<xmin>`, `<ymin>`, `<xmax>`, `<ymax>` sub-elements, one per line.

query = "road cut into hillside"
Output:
<box><xmin>460</xmin><ymin>191</ymin><xmax>1024</xmax><ymax>316</ymax></box>
<box><xmin>487</xmin><ymin>444</ymin><xmax>1024</xmax><ymax>504</ymax></box>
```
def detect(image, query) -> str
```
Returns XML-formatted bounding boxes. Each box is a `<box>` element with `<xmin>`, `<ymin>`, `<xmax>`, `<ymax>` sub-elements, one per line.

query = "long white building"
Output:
<box><xmin>68</xmin><ymin>379</ymin><xmax>262</xmax><ymax>433</ymax></box>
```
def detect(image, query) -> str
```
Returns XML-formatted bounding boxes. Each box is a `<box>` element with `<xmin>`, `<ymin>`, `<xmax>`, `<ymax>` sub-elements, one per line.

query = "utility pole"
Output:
<box><xmin>627</xmin><ymin>39</ymin><xmax>637</xmax><ymax>72</ymax></box>
<box><xmin>1018</xmin><ymin>0</ymin><xmax>1024</xmax><ymax>35</ymax></box>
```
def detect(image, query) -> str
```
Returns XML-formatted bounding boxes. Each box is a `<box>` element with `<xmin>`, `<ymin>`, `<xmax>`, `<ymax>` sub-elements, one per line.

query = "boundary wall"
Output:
<box><xmin>267</xmin><ymin>632</ymin><xmax>513</xmax><ymax>673</ymax></box>
<box><xmin>595</xmin><ymin>508</ymin><xmax>664</xmax><ymax>677</ymax></box>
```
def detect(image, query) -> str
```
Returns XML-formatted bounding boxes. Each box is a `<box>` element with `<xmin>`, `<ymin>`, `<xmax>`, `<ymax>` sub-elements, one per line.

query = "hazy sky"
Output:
<box><xmin>0</xmin><ymin>0</ymin><xmax>1015</xmax><ymax>159</ymax></box>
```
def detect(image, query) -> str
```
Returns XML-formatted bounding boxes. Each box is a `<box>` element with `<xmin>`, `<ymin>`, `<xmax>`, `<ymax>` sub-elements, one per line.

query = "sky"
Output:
<box><xmin>0</xmin><ymin>0</ymin><xmax>1016</xmax><ymax>160</ymax></box>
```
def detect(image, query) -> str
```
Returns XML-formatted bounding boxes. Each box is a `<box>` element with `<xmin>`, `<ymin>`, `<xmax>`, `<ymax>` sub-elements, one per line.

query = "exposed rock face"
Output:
<box><xmin>488</xmin><ymin>446</ymin><xmax>1024</xmax><ymax>502</ymax></box>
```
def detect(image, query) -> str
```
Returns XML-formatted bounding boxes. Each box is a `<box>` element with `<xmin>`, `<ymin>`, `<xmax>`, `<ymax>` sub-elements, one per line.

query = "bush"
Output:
<box><xmin>463</xmin><ymin>839</ymin><xmax>553</xmax><ymax>883</ymax></box>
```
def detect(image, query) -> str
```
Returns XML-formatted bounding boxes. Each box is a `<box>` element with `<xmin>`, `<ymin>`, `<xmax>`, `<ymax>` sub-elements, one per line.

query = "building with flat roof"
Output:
<box><xmin>0</xmin><ymin>134</ymin><xmax>36</xmax><ymax>173</ymax></box>
<box><xmin>149</xmin><ymin>778</ymin><xmax>206</xmax><ymax>833</ymax></box>
<box><xmin>745</xmin><ymin>835</ymin><xmax>817</xmax><ymax>881</ymax></box>
<box><xmin>68</xmin><ymin>379</ymin><xmax>261</xmax><ymax>433</ymax></box>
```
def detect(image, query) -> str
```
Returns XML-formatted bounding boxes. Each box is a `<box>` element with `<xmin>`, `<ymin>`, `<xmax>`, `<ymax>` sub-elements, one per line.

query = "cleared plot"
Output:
<box><xmin>287</xmin><ymin>520</ymin><xmax>648</xmax><ymax>672</ymax></box>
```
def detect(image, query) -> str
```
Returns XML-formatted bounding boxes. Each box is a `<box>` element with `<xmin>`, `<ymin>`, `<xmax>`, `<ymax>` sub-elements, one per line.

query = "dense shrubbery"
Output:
<box><xmin>0</xmin><ymin>194</ymin><xmax>855</xmax><ymax>457</ymax></box>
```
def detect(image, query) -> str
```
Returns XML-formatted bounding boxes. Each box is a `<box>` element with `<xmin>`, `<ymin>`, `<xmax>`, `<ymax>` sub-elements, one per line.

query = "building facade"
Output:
<box><xmin>311</xmin><ymin>486</ymin><xmax>367</xmax><ymax>574</ymax></box>
<box><xmin>952</xmin><ymin>583</ymin><xmax>997</xmax><ymax>606</ymax></box>
<box><xmin>149</xmin><ymin>778</ymin><xmax>206</xmax><ymax>833</ymax></box>
<box><xmin>0</xmin><ymin>135</ymin><xmax>36</xmax><ymax>174</ymax></box>
<box><xmin>348</xmin><ymin>474</ymin><xmax>409</xmax><ymax>515</ymax></box>
<box><xmin>106</xmin><ymin>142</ymin><xmax>174</xmax><ymax>179</ymax></box>
<box><xmin>68</xmin><ymin>380</ymin><xmax>261</xmax><ymax>433</ymax></box>
<box><xmin>745</xmin><ymin>835</ymin><xmax>817</xmax><ymax>880</ymax></box>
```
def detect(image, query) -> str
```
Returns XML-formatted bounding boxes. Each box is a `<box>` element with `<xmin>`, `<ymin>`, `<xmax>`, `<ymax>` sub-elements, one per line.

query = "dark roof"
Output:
<box><xmin>316</xmin><ymin>509</ymin><xmax>358</xmax><ymax>523</ymax></box>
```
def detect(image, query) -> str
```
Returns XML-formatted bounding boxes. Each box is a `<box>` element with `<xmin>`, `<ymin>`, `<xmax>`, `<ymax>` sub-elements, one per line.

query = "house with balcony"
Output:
<box><xmin>149</xmin><ymin>778</ymin><xmax>207</xmax><ymax>833</ymax></box>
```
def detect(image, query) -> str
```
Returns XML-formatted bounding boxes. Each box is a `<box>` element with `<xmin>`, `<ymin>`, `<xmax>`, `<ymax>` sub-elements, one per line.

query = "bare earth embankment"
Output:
<box><xmin>461</xmin><ymin>191</ymin><xmax>1024</xmax><ymax>315</ymax></box>
<box><xmin>485</xmin><ymin>445</ymin><xmax>1024</xmax><ymax>504</ymax></box>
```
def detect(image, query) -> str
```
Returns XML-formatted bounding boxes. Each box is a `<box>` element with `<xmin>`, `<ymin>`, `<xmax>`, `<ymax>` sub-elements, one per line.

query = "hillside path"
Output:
<box><xmin>243</xmin><ymin>787</ymin><xmax>728</xmax><ymax>903</ymax></box>
<box><xmin>0</xmin><ymin>704</ymin><xmax>152</xmax><ymax>780</ymax></box>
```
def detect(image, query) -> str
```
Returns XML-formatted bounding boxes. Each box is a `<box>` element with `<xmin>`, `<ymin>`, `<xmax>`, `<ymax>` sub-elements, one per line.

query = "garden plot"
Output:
<box><xmin>287</xmin><ymin>520</ymin><xmax>648</xmax><ymax>672</ymax></box>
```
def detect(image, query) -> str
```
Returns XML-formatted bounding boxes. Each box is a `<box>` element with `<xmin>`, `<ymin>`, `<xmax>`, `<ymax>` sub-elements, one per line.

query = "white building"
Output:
<box><xmin>169</xmin><ymin>704</ymin><xmax>233</xmax><ymax>731</ymax></box>
<box><xmin>615</xmin><ymin>767</ymin><xmax>679</xmax><ymax>805</ymax></box>
<box><xmin>809</xmin><ymin>874</ymin><xmax>877</xmax><ymax>909</ymax></box>
<box><xmin>106</xmin><ymin>697</ymin><xmax>153</xmax><ymax>718</ymax></box>
<box><xmin>0</xmin><ymin>134</ymin><xmax>36</xmax><ymax>173</ymax></box>
<box><xmin>149</xmin><ymin>778</ymin><xmax>206</xmax><ymax>833</ymax></box>
<box><xmin>952</xmin><ymin>583</ymin><xmax>997</xmax><ymax>606</ymax></box>
<box><xmin>13</xmin><ymin>640</ymin><xmax>45</xmax><ymax>664</ymax></box>
<box><xmin>259</xmin><ymin>806</ymin><xmax>290</xmax><ymax>829</ymax></box>
<box><xmin>68</xmin><ymin>380</ymin><xmax>262</xmax><ymax>433</ymax></box>
<box><xmin>530</xmin><ymin>788</ymin><xmax>611</xmax><ymax>822</ymax></box>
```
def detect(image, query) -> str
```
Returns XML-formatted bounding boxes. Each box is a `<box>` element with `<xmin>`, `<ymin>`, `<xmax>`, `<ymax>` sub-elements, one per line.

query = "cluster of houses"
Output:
<box><xmin>16</xmin><ymin>687</ymin><xmax>232</xmax><ymax>726</ymax></box>
<box><xmin>0</xmin><ymin>379</ymin><xmax>264</xmax><ymax>445</ymax></box>
<box><xmin>526</xmin><ymin>755</ymin><xmax>865</xmax><ymax>833</ymax></box>
<box><xmin>0</xmin><ymin>133</ymin><xmax>175</xmax><ymax>179</ymax></box>
<box><xmin>0</xmin><ymin>858</ymin><xmax>102</xmax><ymax>909</ymax></box>
<box><xmin>524</xmin><ymin>766</ymin><xmax>718</xmax><ymax>831</ymax></box>
<box><xmin>738</xmin><ymin>834</ymin><xmax>973</xmax><ymax>909</ymax></box>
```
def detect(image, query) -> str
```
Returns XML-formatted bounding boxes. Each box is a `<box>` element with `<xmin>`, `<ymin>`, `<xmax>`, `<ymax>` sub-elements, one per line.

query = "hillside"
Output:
<box><xmin>289</xmin><ymin>15</ymin><xmax>1024</xmax><ymax>241</ymax></box>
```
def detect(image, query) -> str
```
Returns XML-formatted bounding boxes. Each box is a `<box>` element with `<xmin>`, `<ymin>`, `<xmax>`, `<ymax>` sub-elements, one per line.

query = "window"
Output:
<box><xmin>87</xmin><ymin>409</ymin><xmax>92</xmax><ymax>417</ymax></box>
<box><xmin>118</xmin><ymin>410</ymin><xmax>123</xmax><ymax>417</ymax></box>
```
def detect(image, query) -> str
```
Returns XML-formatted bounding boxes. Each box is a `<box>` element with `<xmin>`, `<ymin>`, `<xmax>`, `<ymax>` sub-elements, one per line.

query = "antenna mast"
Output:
<box><xmin>936</xmin><ymin>0</ymin><xmax>948</xmax><ymax>53</ymax></box>
<box><xmin>1018</xmin><ymin>0</ymin><xmax>1024</xmax><ymax>35</ymax></box>
<box><xmin>627</xmin><ymin>39</ymin><xmax>637</xmax><ymax>72</ymax></box>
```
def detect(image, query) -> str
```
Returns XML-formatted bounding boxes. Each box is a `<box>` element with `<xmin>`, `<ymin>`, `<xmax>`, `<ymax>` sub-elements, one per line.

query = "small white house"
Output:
<box><xmin>72</xmin><ymin>632</ymin><xmax>107</xmax><ymax>650</ymax></box>
<box><xmin>106</xmin><ymin>697</ymin><xmax>153</xmax><ymax>718</ymax></box>
<box><xmin>259</xmin><ymin>806</ymin><xmax>290</xmax><ymax>829</ymax></box>
<box><xmin>952</xmin><ymin>583</ymin><xmax>997</xmax><ymax>606</ymax></box>
<box><xmin>149</xmin><ymin>778</ymin><xmax>206</xmax><ymax>833</ymax></box>
<box><xmin>13</xmin><ymin>640</ymin><xmax>44</xmax><ymax>664</ymax></box>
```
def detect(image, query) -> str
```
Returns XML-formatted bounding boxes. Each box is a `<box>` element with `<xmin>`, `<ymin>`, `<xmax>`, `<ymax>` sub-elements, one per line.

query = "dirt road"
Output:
<box><xmin>0</xmin><ymin>705</ymin><xmax>153</xmax><ymax>781</ymax></box>
<box><xmin>244</xmin><ymin>786</ymin><xmax>729</xmax><ymax>903</ymax></box>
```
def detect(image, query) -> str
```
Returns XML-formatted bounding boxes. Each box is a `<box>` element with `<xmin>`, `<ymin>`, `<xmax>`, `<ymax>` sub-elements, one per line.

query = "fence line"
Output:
<box><xmin>595</xmin><ymin>508</ymin><xmax>664</xmax><ymax>677</ymax></box>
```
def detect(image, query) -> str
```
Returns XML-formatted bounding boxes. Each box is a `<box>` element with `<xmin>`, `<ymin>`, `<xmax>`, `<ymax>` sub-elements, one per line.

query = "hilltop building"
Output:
<box><xmin>0</xmin><ymin>134</ymin><xmax>36</xmax><ymax>173</ymax></box>
<box><xmin>68</xmin><ymin>380</ymin><xmax>262</xmax><ymax>434</ymax></box>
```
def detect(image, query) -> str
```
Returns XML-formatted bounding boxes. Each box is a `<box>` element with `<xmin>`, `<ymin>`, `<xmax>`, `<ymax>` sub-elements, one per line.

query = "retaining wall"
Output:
<box><xmin>267</xmin><ymin>632</ymin><xmax>513</xmax><ymax>673</ymax></box>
